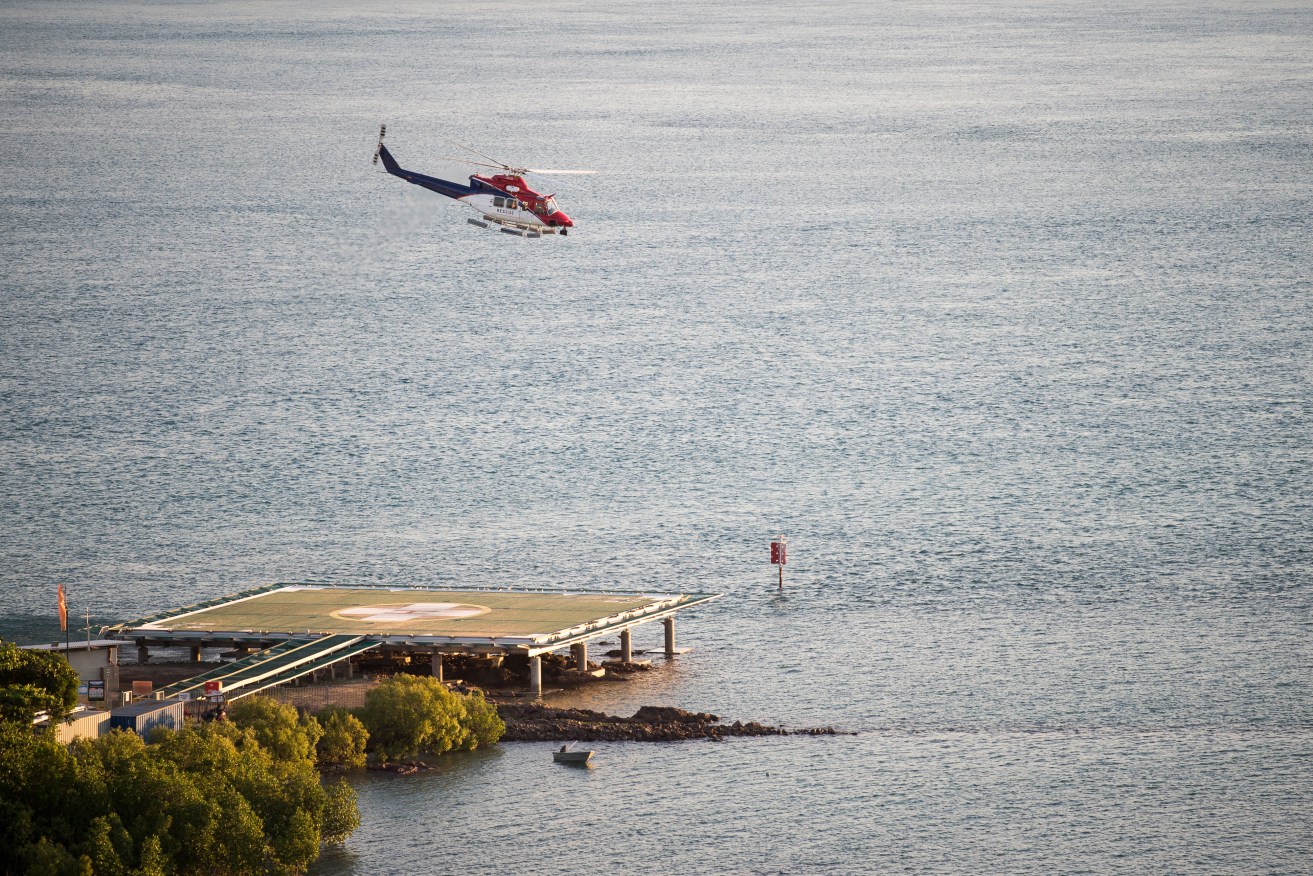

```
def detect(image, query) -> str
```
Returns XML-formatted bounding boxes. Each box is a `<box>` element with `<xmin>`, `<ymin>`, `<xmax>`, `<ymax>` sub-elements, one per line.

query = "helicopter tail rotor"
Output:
<box><xmin>372</xmin><ymin>124</ymin><xmax>387</xmax><ymax>165</ymax></box>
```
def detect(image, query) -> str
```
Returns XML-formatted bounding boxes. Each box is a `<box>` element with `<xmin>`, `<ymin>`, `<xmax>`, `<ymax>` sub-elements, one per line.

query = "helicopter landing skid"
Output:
<box><xmin>474</xmin><ymin>214</ymin><xmax>561</xmax><ymax>237</ymax></box>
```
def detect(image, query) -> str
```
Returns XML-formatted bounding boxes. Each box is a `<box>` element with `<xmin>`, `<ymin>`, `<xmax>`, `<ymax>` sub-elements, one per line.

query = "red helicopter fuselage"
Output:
<box><xmin>469</xmin><ymin>174</ymin><xmax>574</xmax><ymax>229</ymax></box>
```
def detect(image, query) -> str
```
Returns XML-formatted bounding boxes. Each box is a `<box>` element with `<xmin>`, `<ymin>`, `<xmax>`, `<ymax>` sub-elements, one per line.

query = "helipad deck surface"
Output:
<box><xmin>114</xmin><ymin>584</ymin><xmax>719</xmax><ymax>650</ymax></box>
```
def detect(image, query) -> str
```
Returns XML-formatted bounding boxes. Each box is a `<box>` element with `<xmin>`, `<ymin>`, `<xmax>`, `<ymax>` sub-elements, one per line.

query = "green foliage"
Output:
<box><xmin>83</xmin><ymin>815</ymin><xmax>130</xmax><ymax>876</ymax></box>
<box><xmin>134</xmin><ymin>836</ymin><xmax>167</xmax><ymax>876</ymax></box>
<box><xmin>226</xmin><ymin>696</ymin><xmax>322</xmax><ymax>764</ymax></box>
<box><xmin>355</xmin><ymin>675</ymin><xmax>504</xmax><ymax>759</ymax></box>
<box><xmin>0</xmin><ymin>642</ymin><xmax>80</xmax><ymax>723</ymax></box>
<box><xmin>355</xmin><ymin>674</ymin><xmax>462</xmax><ymax>759</ymax></box>
<box><xmin>315</xmin><ymin>707</ymin><xmax>369</xmax><ymax>771</ymax></box>
<box><xmin>456</xmin><ymin>690</ymin><xmax>505</xmax><ymax>751</ymax></box>
<box><xmin>0</xmin><ymin>720</ymin><xmax>361</xmax><ymax>876</ymax></box>
<box><xmin>320</xmin><ymin>780</ymin><xmax>360</xmax><ymax>845</ymax></box>
<box><xmin>22</xmin><ymin>837</ymin><xmax>80</xmax><ymax>876</ymax></box>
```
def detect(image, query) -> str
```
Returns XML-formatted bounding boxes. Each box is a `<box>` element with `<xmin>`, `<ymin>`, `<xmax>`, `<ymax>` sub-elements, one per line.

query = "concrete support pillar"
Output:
<box><xmin>620</xmin><ymin>628</ymin><xmax>633</xmax><ymax>663</ymax></box>
<box><xmin>431</xmin><ymin>652</ymin><xmax>444</xmax><ymax>683</ymax></box>
<box><xmin>528</xmin><ymin>655</ymin><xmax>542</xmax><ymax>695</ymax></box>
<box><xmin>664</xmin><ymin>617</ymin><xmax>676</xmax><ymax>656</ymax></box>
<box><xmin>137</xmin><ymin>644</ymin><xmax>150</xmax><ymax>664</ymax></box>
<box><xmin>330</xmin><ymin>662</ymin><xmax>337</xmax><ymax>680</ymax></box>
<box><xmin>571</xmin><ymin>642</ymin><xmax>588</xmax><ymax>671</ymax></box>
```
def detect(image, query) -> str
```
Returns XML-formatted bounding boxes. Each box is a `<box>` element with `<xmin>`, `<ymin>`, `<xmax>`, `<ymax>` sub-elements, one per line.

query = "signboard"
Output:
<box><xmin>204</xmin><ymin>680</ymin><xmax>223</xmax><ymax>694</ymax></box>
<box><xmin>132</xmin><ymin>680</ymin><xmax>154</xmax><ymax>697</ymax></box>
<box><xmin>207</xmin><ymin>693</ymin><xmax>224</xmax><ymax>703</ymax></box>
<box><xmin>770</xmin><ymin>541</ymin><xmax>787</xmax><ymax>565</ymax></box>
<box><xmin>88</xmin><ymin>680</ymin><xmax>105</xmax><ymax>701</ymax></box>
<box><xmin>78</xmin><ymin>683</ymin><xmax>89</xmax><ymax>696</ymax></box>
<box><xmin>177</xmin><ymin>691</ymin><xmax>192</xmax><ymax>702</ymax></box>
<box><xmin>770</xmin><ymin>536</ymin><xmax>788</xmax><ymax>591</ymax></box>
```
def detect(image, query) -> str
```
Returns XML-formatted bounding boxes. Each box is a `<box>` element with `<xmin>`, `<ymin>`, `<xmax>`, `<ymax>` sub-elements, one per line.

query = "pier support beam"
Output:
<box><xmin>529</xmin><ymin>656</ymin><xmax>542</xmax><ymax>695</ymax></box>
<box><xmin>620</xmin><ymin>628</ymin><xmax>632</xmax><ymax>663</ymax></box>
<box><xmin>189</xmin><ymin>646</ymin><xmax>201</xmax><ymax>663</ymax></box>
<box><xmin>664</xmin><ymin>617</ymin><xmax>676</xmax><ymax>656</ymax></box>
<box><xmin>137</xmin><ymin>644</ymin><xmax>150</xmax><ymax>664</ymax></box>
<box><xmin>430</xmin><ymin>652</ymin><xmax>443</xmax><ymax>683</ymax></box>
<box><xmin>571</xmin><ymin>642</ymin><xmax>588</xmax><ymax>671</ymax></box>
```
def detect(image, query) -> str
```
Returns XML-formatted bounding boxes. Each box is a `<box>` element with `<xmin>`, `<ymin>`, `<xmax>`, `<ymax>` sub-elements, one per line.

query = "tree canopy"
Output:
<box><xmin>355</xmin><ymin>674</ymin><xmax>504</xmax><ymax>759</ymax></box>
<box><xmin>0</xmin><ymin>703</ymin><xmax>360</xmax><ymax>875</ymax></box>
<box><xmin>0</xmin><ymin>642</ymin><xmax>79</xmax><ymax>724</ymax></box>
<box><xmin>314</xmin><ymin>707</ymin><xmax>369</xmax><ymax>772</ymax></box>
<box><xmin>0</xmin><ymin>662</ymin><xmax>508</xmax><ymax>874</ymax></box>
<box><xmin>226</xmin><ymin>696</ymin><xmax>322</xmax><ymax>764</ymax></box>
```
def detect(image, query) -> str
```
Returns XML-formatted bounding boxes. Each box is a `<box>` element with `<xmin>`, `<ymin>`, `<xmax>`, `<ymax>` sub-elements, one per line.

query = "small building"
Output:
<box><xmin>109</xmin><ymin>699</ymin><xmax>185</xmax><ymax>736</ymax></box>
<box><xmin>21</xmin><ymin>640</ymin><xmax>121</xmax><ymax>703</ymax></box>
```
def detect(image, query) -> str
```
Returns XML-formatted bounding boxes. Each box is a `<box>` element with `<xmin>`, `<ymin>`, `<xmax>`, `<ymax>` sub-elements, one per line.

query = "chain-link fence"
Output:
<box><xmin>263</xmin><ymin>676</ymin><xmax>383</xmax><ymax>712</ymax></box>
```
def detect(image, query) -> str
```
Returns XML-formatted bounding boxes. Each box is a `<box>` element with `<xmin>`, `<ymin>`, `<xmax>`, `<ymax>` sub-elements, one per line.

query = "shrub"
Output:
<box><xmin>321</xmin><ymin>779</ymin><xmax>361</xmax><ymax>845</ymax></box>
<box><xmin>355</xmin><ymin>675</ymin><xmax>503</xmax><ymax>759</ymax></box>
<box><xmin>0</xmin><ymin>719</ymin><xmax>360</xmax><ymax>875</ymax></box>
<box><xmin>226</xmin><ymin>696</ymin><xmax>322</xmax><ymax>764</ymax></box>
<box><xmin>456</xmin><ymin>690</ymin><xmax>505</xmax><ymax>751</ymax></box>
<box><xmin>315</xmin><ymin>707</ymin><xmax>369</xmax><ymax>772</ymax></box>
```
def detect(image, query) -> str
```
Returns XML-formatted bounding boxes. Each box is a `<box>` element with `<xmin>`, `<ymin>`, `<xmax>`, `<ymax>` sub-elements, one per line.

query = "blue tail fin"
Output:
<box><xmin>376</xmin><ymin>143</ymin><xmax>403</xmax><ymax>176</ymax></box>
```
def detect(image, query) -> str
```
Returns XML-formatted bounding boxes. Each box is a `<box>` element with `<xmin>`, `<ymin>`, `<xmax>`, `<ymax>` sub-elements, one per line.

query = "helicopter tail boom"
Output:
<box><xmin>376</xmin><ymin>143</ymin><xmax>476</xmax><ymax>202</ymax></box>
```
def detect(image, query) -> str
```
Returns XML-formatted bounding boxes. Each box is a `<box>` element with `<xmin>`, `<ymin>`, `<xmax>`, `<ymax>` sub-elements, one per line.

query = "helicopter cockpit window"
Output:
<box><xmin>543</xmin><ymin>197</ymin><xmax>559</xmax><ymax>214</ymax></box>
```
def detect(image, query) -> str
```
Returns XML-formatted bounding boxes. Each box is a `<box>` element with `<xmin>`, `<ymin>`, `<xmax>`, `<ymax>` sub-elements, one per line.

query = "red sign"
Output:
<box><xmin>770</xmin><ymin>541</ymin><xmax>787</xmax><ymax>565</ymax></box>
<box><xmin>204</xmin><ymin>681</ymin><xmax>223</xmax><ymax>694</ymax></box>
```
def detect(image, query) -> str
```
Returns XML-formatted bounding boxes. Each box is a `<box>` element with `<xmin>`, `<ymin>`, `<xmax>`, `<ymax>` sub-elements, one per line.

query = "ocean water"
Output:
<box><xmin>2</xmin><ymin>0</ymin><xmax>1311</xmax><ymax>873</ymax></box>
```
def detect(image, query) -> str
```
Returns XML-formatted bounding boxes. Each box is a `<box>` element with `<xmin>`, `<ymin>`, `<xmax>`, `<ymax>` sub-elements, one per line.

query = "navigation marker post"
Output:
<box><xmin>770</xmin><ymin>536</ymin><xmax>787</xmax><ymax>591</ymax></box>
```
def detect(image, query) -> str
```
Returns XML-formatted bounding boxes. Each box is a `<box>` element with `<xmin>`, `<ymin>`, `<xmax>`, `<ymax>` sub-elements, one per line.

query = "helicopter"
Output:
<box><xmin>372</xmin><ymin>125</ymin><xmax>595</xmax><ymax>237</ymax></box>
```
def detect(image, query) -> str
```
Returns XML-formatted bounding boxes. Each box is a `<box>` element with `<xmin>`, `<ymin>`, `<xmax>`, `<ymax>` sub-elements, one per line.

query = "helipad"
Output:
<box><xmin>110</xmin><ymin>583</ymin><xmax>722</xmax><ymax>694</ymax></box>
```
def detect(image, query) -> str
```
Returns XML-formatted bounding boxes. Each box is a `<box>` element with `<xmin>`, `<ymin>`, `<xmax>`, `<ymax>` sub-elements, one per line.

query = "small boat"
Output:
<box><xmin>553</xmin><ymin>744</ymin><xmax>594</xmax><ymax>765</ymax></box>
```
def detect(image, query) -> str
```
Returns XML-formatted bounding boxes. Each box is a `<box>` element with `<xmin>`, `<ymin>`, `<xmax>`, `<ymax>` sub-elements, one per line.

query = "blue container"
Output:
<box><xmin>109</xmin><ymin>699</ymin><xmax>185</xmax><ymax>735</ymax></box>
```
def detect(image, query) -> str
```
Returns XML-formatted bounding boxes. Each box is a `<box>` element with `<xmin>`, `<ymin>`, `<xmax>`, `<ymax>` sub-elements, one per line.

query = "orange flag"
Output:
<box><xmin>57</xmin><ymin>583</ymin><xmax>68</xmax><ymax>632</ymax></box>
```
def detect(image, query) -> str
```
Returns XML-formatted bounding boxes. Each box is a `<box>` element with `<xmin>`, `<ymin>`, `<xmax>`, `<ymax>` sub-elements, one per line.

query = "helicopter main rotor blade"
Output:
<box><xmin>435</xmin><ymin>156</ymin><xmax>510</xmax><ymax>171</ymax></box>
<box><xmin>446</xmin><ymin>139</ymin><xmax>510</xmax><ymax>169</ymax></box>
<box><xmin>525</xmin><ymin>169</ymin><xmax>599</xmax><ymax>175</ymax></box>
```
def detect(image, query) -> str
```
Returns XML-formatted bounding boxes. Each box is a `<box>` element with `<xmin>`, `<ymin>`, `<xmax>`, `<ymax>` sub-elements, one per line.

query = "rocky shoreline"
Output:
<box><xmin>496</xmin><ymin>703</ymin><xmax>850</xmax><ymax>742</ymax></box>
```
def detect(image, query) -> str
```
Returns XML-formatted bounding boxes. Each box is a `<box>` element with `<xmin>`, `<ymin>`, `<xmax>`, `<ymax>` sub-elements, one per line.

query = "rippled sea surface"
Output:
<box><xmin>2</xmin><ymin>1</ymin><xmax>1311</xmax><ymax>873</ymax></box>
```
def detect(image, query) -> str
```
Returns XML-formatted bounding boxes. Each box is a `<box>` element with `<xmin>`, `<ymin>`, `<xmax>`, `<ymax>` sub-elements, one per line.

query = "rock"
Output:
<box><xmin>495</xmin><ymin>703</ymin><xmax>845</xmax><ymax>743</ymax></box>
<box><xmin>601</xmin><ymin>659</ymin><xmax>652</xmax><ymax>673</ymax></box>
<box><xmin>631</xmin><ymin>705</ymin><xmax>719</xmax><ymax>724</ymax></box>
